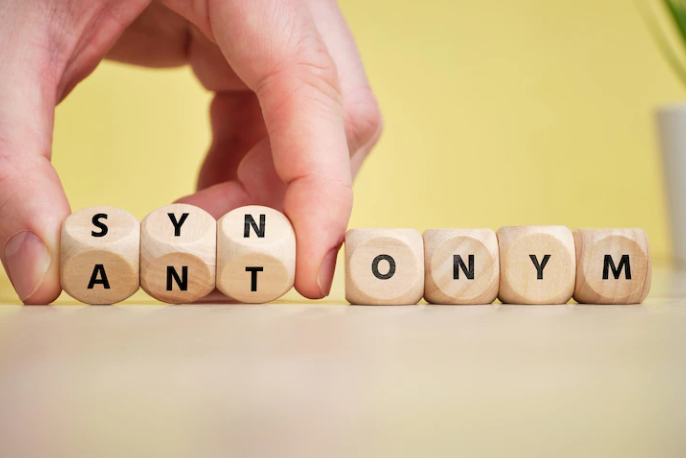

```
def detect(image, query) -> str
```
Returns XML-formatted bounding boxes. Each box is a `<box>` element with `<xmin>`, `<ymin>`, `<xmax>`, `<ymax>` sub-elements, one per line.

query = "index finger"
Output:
<box><xmin>206</xmin><ymin>0</ymin><xmax>353</xmax><ymax>298</ymax></box>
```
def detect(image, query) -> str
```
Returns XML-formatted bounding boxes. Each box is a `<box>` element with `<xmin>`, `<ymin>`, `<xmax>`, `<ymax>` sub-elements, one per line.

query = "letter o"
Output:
<box><xmin>372</xmin><ymin>254</ymin><xmax>396</xmax><ymax>280</ymax></box>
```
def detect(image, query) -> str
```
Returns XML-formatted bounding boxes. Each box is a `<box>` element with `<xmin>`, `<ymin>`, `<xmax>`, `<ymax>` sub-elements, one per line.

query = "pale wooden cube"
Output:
<box><xmin>573</xmin><ymin>229</ymin><xmax>651</xmax><ymax>304</ymax></box>
<box><xmin>216</xmin><ymin>205</ymin><xmax>295</xmax><ymax>303</ymax></box>
<box><xmin>423</xmin><ymin>229</ymin><xmax>499</xmax><ymax>305</ymax></box>
<box><xmin>140</xmin><ymin>204</ymin><xmax>216</xmax><ymax>304</ymax></box>
<box><xmin>497</xmin><ymin>226</ymin><xmax>575</xmax><ymax>305</ymax></box>
<box><xmin>60</xmin><ymin>206</ymin><xmax>139</xmax><ymax>305</ymax></box>
<box><xmin>345</xmin><ymin>229</ymin><xmax>424</xmax><ymax>305</ymax></box>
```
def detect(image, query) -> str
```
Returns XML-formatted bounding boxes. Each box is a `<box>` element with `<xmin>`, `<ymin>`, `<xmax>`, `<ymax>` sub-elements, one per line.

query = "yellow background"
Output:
<box><xmin>0</xmin><ymin>0</ymin><xmax>681</xmax><ymax>301</ymax></box>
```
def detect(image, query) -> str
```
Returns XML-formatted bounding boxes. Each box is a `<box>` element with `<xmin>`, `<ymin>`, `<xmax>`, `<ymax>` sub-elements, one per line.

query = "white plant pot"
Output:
<box><xmin>657</xmin><ymin>103</ymin><xmax>686</xmax><ymax>266</ymax></box>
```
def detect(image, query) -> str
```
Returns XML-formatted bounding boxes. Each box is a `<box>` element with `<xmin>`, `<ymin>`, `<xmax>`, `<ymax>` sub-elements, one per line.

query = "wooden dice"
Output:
<box><xmin>61</xmin><ymin>206</ymin><xmax>140</xmax><ymax>305</ymax></box>
<box><xmin>573</xmin><ymin>229</ymin><xmax>652</xmax><ymax>304</ymax></box>
<box><xmin>216</xmin><ymin>206</ymin><xmax>296</xmax><ymax>303</ymax></box>
<box><xmin>345</xmin><ymin>229</ymin><xmax>424</xmax><ymax>305</ymax></box>
<box><xmin>497</xmin><ymin>226</ymin><xmax>576</xmax><ymax>305</ymax></box>
<box><xmin>58</xmin><ymin>204</ymin><xmax>654</xmax><ymax>307</ymax></box>
<box><xmin>140</xmin><ymin>204</ymin><xmax>216</xmax><ymax>304</ymax></box>
<box><xmin>424</xmin><ymin>229</ymin><xmax>499</xmax><ymax>304</ymax></box>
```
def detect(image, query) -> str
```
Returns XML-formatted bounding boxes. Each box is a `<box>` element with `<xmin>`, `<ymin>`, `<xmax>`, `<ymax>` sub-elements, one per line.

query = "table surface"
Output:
<box><xmin>0</xmin><ymin>266</ymin><xmax>684</xmax><ymax>458</ymax></box>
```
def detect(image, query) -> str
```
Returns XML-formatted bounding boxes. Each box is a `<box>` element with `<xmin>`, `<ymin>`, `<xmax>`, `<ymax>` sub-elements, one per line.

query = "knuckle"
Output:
<box><xmin>292</xmin><ymin>59</ymin><xmax>342</xmax><ymax>106</ymax></box>
<box><xmin>256</xmin><ymin>32</ymin><xmax>343</xmax><ymax>115</ymax></box>
<box><xmin>344</xmin><ymin>86</ymin><xmax>383</xmax><ymax>153</ymax></box>
<box><xmin>292</xmin><ymin>31</ymin><xmax>341</xmax><ymax>99</ymax></box>
<box><xmin>259</xmin><ymin>58</ymin><xmax>342</xmax><ymax>108</ymax></box>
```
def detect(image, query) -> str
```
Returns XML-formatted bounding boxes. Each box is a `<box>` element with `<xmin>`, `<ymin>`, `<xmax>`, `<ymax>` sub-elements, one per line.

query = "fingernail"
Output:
<box><xmin>4</xmin><ymin>231</ymin><xmax>51</xmax><ymax>302</ymax></box>
<box><xmin>317</xmin><ymin>247</ymin><xmax>340</xmax><ymax>298</ymax></box>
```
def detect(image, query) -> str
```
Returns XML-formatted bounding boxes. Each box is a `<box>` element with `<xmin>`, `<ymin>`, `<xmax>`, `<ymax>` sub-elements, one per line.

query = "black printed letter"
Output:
<box><xmin>246</xmin><ymin>267</ymin><xmax>264</xmax><ymax>291</ymax></box>
<box><xmin>168</xmin><ymin>213</ymin><xmax>189</xmax><ymax>237</ymax></box>
<box><xmin>167</xmin><ymin>266</ymin><xmax>188</xmax><ymax>291</ymax></box>
<box><xmin>244</xmin><ymin>214</ymin><xmax>266</xmax><ymax>238</ymax></box>
<box><xmin>453</xmin><ymin>255</ymin><xmax>475</xmax><ymax>280</ymax></box>
<box><xmin>372</xmin><ymin>255</ymin><xmax>396</xmax><ymax>280</ymax></box>
<box><xmin>91</xmin><ymin>214</ymin><xmax>108</xmax><ymax>237</ymax></box>
<box><xmin>87</xmin><ymin>264</ymin><xmax>110</xmax><ymax>289</ymax></box>
<box><xmin>529</xmin><ymin>254</ymin><xmax>551</xmax><ymax>280</ymax></box>
<box><xmin>603</xmin><ymin>255</ymin><xmax>631</xmax><ymax>280</ymax></box>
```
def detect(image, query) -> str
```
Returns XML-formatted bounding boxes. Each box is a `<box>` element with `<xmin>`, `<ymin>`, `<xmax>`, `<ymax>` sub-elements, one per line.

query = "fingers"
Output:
<box><xmin>107</xmin><ymin>3</ymin><xmax>249</xmax><ymax>91</ymax></box>
<box><xmin>0</xmin><ymin>57</ymin><xmax>70</xmax><ymax>304</ymax></box>
<box><xmin>54</xmin><ymin>1</ymin><xmax>153</xmax><ymax>102</ymax></box>
<box><xmin>106</xmin><ymin>2</ymin><xmax>190</xmax><ymax>68</ymax></box>
<box><xmin>207</xmin><ymin>0</ymin><xmax>352</xmax><ymax>298</ymax></box>
<box><xmin>178</xmin><ymin>131</ymin><xmax>287</xmax><ymax>215</ymax></box>
<box><xmin>176</xmin><ymin>180</ymin><xmax>251</xmax><ymax>219</ymax></box>
<box><xmin>303</xmin><ymin>0</ymin><xmax>383</xmax><ymax>176</ymax></box>
<box><xmin>0</xmin><ymin>0</ymin><xmax>154</xmax><ymax>303</ymax></box>
<box><xmin>169</xmin><ymin>0</ymin><xmax>382</xmax><ymax>298</ymax></box>
<box><xmin>179</xmin><ymin>93</ymin><xmax>276</xmax><ymax>217</ymax></box>
<box><xmin>0</xmin><ymin>155</ymin><xmax>69</xmax><ymax>305</ymax></box>
<box><xmin>0</xmin><ymin>0</ymin><xmax>164</xmax><ymax>303</ymax></box>
<box><xmin>187</xmin><ymin>27</ymin><xmax>249</xmax><ymax>92</ymax></box>
<box><xmin>197</xmin><ymin>92</ymin><xmax>267</xmax><ymax>190</ymax></box>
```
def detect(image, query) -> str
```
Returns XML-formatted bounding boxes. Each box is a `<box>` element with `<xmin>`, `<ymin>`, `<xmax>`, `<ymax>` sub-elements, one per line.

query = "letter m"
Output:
<box><xmin>603</xmin><ymin>255</ymin><xmax>631</xmax><ymax>280</ymax></box>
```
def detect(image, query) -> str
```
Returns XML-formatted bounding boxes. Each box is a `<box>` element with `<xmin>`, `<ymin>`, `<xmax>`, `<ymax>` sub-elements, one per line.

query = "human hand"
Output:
<box><xmin>0</xmin><ymin>0</ymin><xmax>381</xmax><ymax>303</ymax></box>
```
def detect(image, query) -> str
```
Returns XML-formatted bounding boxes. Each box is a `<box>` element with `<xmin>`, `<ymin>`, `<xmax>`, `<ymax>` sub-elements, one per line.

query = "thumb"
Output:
<box><xmin>0</xmin><ymin>52</ymin><xmax>70</xmax><ymax>304</ymax></box>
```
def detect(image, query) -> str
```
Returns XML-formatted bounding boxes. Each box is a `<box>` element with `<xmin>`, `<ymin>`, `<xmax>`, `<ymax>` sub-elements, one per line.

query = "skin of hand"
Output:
<box><xmin>0</xmin><ymin>0</ymin><xmax>382</xmax><ymax>304</ymax></box>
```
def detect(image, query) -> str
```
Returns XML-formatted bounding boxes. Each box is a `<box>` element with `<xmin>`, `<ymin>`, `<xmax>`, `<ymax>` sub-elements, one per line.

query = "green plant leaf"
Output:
<box><xmin>637</xmin><ymin>0</ymin><xmax>686</xmax><ymax>88</ymax></box>
<box><xmin>662</xmin><ymin>0</ymin><xmax>686</xmax><ymax>49</ymax></box>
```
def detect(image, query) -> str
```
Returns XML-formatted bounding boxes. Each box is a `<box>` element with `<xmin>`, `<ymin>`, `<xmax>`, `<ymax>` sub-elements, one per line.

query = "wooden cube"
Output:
<box><xmin>140</xmin><ymin>204</ymin><xmax>216</xmax><ymax>304</ymax></box>
<box><xmin>216</xmin><ymin>206</ymin><xmax>296</xmax><ymax>303</ymax></box>
<box><xmin>423</xmin><ymin>229</ymin><xmax>499</xmax><ymax>305</ymax></box>
<box><xmin>573</xmin><ymin>229</ymin><xmax>651</xmax><ymax>304</ymax></box>
<box><xmin>60</xmin><ymin>206</ymin><xmax>139</xmax><ymax>305</ymax></box>
<box><xmin>497</xmin><ymin>226</ymin><xmax>575</xmax><ymax>304</ymax></box>
<box><xmin>345</xmin><ymin>229</ymin><xmax>424</xmax><ymax>305</ymax></box>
